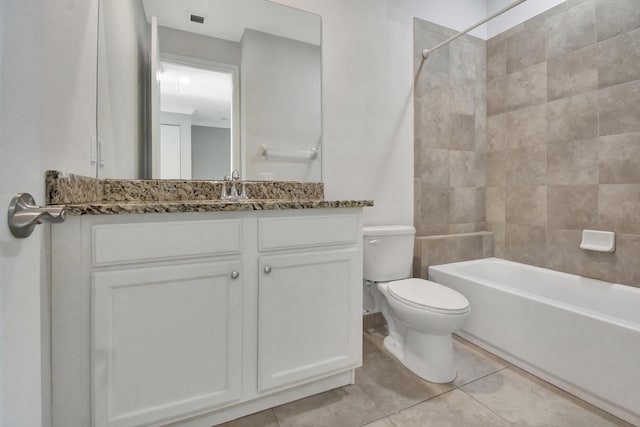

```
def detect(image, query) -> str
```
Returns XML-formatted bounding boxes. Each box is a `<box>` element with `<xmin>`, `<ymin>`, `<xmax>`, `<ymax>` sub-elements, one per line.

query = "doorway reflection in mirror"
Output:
<box><xmin>158</xmin><ymin>62</ymin><xmax>235</xmax><ymax>180</ymax></box>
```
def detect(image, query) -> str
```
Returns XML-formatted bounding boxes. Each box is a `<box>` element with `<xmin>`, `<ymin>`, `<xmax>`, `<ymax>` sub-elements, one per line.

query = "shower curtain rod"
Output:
<box><xmin>422</xmin><ymin>0</ymin><xmax>527</xmax><ymax>59</ymax></box>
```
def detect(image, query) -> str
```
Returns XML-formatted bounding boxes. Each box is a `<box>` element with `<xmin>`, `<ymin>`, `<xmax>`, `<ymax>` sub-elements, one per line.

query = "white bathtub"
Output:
<box><xmin>428</xmin><ymin>257</ymin><xmax>640</xmax><ymax>425</ymax></box>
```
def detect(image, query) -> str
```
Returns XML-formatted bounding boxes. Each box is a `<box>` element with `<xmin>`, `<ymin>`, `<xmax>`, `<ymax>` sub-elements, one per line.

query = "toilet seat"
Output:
<box><xmin>388</xmin><ymin>278</ymin><xmax>470</xmax><ymax>315</ymax></box>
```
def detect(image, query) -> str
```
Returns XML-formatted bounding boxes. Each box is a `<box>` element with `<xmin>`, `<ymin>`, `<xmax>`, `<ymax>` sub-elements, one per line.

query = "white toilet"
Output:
<box><xmin>363</xmin><ymin>225</ymin><xmax>470</xmax><ymax>383</ymax></box>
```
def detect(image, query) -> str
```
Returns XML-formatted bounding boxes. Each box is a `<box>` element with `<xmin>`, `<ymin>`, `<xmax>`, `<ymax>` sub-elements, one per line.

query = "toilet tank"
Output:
<box><xmin>363</xmin><ymin>225</ymin><xmax>416</xmax><ymax>282</ymax></box>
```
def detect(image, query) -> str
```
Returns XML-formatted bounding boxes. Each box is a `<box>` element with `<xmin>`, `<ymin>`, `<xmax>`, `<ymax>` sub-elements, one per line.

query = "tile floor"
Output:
<box><xmin>219</xmin><ymin>326</ymin><xmax>632</xmax><ymax>427</ymax></box>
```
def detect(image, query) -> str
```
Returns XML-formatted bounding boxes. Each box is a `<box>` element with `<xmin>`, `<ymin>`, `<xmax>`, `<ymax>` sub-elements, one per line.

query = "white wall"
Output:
<box><xmin>241</xmin><ymin>29</ymin><xmax>322</xmax><ymax>182</ymax></box>
<box><xmin>160</xmin><ymin>112</ymin><xmax>193</xmax><ymax>179</ymax></box>
<box><xmin>40</xmin><ymin>0</ymin><xmax>98</xmax><ymax>177</ymax></box>
<box><xmin>0</xmin><ymin>0</ymin><xmax>45</xmax><ymax>425</ymax></box>
<box><xmin>191</xmin><ymin>126</ymin><xmax>232</xmax><ymax>180</ymax></box>
<box><xmin>487</xmin><ymin>0</ymin><xmax>566</xmax><ymax>38</ymax></box>
<box><xmin>97</xmin><ymin>0</ymin><xmax>149</xmax><ymax>179</ymax></box>
<box><xmin>271</xmin><ymin>0</ymin><xmax>488</xmax><ymax>225</ymax></box>
<box><xmin>160</xmin><ymin>27</ymin><xmax>242</xmax><ymax>66</ymax></box>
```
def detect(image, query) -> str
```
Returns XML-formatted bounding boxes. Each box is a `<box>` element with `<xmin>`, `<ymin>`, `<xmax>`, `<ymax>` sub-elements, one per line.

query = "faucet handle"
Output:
<box><xmin>231</xmin><ymin>170</ymin><xmax>240</xmax><ymax>181</ymax></box>
<box><xmin>239</xmin><ymin>183</ymin><xmax>249</xmax><ymax>200</ymax></box>
<box><xmin>221</xmin><ymin>176</ymin><xmax>230</xmax><ymax>200</ymax></box>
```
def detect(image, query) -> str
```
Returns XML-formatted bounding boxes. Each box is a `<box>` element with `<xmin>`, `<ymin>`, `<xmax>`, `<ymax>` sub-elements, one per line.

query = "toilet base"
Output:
<box><xmin>384</xmin><ymin>333</ymin><xmax>456</xmax><ymax>384</ymax></box>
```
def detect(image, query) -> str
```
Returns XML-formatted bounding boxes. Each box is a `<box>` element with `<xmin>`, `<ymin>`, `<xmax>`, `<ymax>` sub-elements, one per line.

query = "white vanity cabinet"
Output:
<box><xmin>256</xmin><ymin>215</ymin><xmax>362</xmax><ymax>393</ymax></box>
<box><xmin>92</xmin><ymin>261</ymin><xmax>243</xmax><ymax>427</ymax></box>
<box><xmin>51</xmin><ymin>208</ymin><xmax>363</xmax><ymax>427</ymax></box>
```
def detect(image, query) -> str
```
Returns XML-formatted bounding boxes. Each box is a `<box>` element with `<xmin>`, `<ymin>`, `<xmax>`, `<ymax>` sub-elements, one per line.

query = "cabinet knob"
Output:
<box><xmin>231</xmin><ymin>271</ymin><xmax>240</xmax><ymax>279</ymax></box>
<box><xmin>264</xmin><ymin>266</ymin><xmax>272</xmax><ymax>274</ymax></box>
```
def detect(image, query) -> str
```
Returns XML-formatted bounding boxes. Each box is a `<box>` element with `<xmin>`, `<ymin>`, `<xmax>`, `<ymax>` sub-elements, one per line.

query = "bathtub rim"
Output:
<box><xmin>428</xmin><ymin>257</ymin><xmax>640</xmax><ymax>332</ymax></box>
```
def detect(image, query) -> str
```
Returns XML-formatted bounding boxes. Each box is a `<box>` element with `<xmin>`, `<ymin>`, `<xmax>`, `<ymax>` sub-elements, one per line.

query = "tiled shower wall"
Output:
<box><xmin>485</xmin><ymin>0</ymin><xmax>640</xmax><ymax>287</ymax></box>
<box><xmin>413</xmin><ymin>19</ymin><xmax>487</xmax><ymax>236</ymax></box>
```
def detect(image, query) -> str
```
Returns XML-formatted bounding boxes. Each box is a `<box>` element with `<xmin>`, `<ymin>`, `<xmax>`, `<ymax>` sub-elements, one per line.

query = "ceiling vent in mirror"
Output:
<box><xmin>190</xmin><ymin>14</ymin><xmax>205</xmax><ymax>24</ymax></box>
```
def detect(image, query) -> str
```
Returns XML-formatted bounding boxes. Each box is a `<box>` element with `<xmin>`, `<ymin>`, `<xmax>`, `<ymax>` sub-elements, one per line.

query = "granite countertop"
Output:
<box><xmin>45</xmin><ymin>171</ymin><xmax>373</xmax><ymax>216</ymax></box>
<box><xmin>58</xmin><ymin>199</ymin><xmax>373</xmax><ymax>216</ymax></box>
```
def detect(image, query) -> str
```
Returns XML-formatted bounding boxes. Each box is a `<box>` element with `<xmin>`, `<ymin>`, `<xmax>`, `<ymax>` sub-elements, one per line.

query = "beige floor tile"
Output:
<box><xmin>363</xmin><ymin>417</ymin><xmax>397</xmax><ymax>427</ymax></box>
<box><xmin>363</xmin><ymin>325</ymin><xmax>388</xmax><ymax>352</ymax></box>
<box><xmin>356</xmin><ymin>334</ymin><xmax>453</xmax><ymax>415</ymax></box>
<box><xmin>462</xmin><ymin>368</ymin><xmax>632</xmax><ymax>426</ymax></box>
<box><xmin>389</xmin><ymin>389</ymin><xmax>510</xmax><ymax>427</ymax></box>
<box><xmin>452</xmin><ymin>337</ymin><xmax>507</xmax><ymax>387</ymax></box>
<box><xmin>217</xmin><ymin>409</ymin><xmax>279</xmax><ymax>427</ymax></box>
<box><xmin>273</xmin><ymin>384</ymin><xmax>383</xmax><ymax>427</ymax></box>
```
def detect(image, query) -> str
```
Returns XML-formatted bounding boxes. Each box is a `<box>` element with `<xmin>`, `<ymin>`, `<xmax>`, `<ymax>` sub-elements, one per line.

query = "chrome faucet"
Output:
<box><xmin>220</xmin><ymin>170</ymin><xmax>248</xmax><ymax>201</ymax></box>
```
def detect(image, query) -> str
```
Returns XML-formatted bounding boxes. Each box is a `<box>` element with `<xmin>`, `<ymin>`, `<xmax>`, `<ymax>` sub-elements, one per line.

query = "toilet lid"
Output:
<box><xmin>388</xmin><ymin>278</ymin><xmax>470</xmax><ymax>314</ymax></box>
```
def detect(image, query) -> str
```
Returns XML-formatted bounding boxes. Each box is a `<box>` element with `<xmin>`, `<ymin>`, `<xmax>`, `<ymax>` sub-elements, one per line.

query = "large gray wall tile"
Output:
<box><xmin>506</xmin><ymin>186</ymin><xmax>547</xmax><ymax>226</ymax></box>
<box><xmin>415</xmin><ymin>19</ymin><xmax>485</xmax><ymax>234</ymax></box>
<box><xmin>450</xmin><ymin>187</ymin><xmax>477</xmax><ymax>223</ymax></box>
<box><xmin>475</xmin><ymin>153</ymin><xmax>487</xmax><ymax>187</ymax></box>
<box><xmin>596</xmin><ymin>0</ymin><xmax>640</xmax><ymax>41</ymax></box>
<box><xmin>487</xmin><ymin>38</ymin><xmax>507</xmax><ymax>81</ymax></box>
<box><xmin>451</xmin><ymin>39</ymin><xmax>480</xmax><ymax>81</ymax></box>
<box><xmin>506</xmin><ymin>63</ymin><xmax>547</xmax><ymax>111</ymax></box>
<box><xmin>449</xmin><ymin>81</ymin><xmax>477</xmax><ymax>115</ymax></box>
<box><xmin>547</xmin><ymin>138</ymin><xmax>599</xmax><ymax>185</ymax></box>
<box><xmin>475</xmin><ymin>104</ymin><xmax>488</xmax><ymax>153</ymax></box>
<box><xmin>507</xmin><ymin>25</ymin><xmax>546</xmax><ymax>73</ymax></box>
<box><xmin>547</xmin><ymin>185</ymin><xmax>599</xmax><ymax>229</ymax></box>
<box><xmin>486</xmin><ymin>223</ymin><xmax>506</xmax><ymax>258</ymax></box>
<box><xmin>449</xmin><ymin>113</ymin><xmax>476</xmax><ymax>151</ymax></box>
<box><xmin>487</xmin><ymin>77</ymin><xmax>507</xmax><ymax>116</ymax></box>
<box><xmin>599</xmin><ymin>133</ymin><xmax>640</xmax><ymax>184</ymax></box>
<box><xmin>449</xmin><ymin>223</ymin><xmax>484</xmax><ymax>234</ymax></box>
<box><xmin>417</xmin><ymin>149</ymin><xmax>449</xmax><ymax>186</ymax></box>
<box><xmin>597</xmin><ymin>28</ymin><xmax>640</xmax><ymax>89</ymax></box>
<box><xmin>420</xmin><ymin>108</ymin><xmax>449</xmax><ymax>149</ymax></box>
<box><xmin>506</xmin><ymin>145</ymin><xmax>546</xmax><ymax>187</ymax></box>
<box><xmin>599</xmin><ymin>184</ymin><xmax>640</xmax><ymax>234</ymax></box>
<box><xmin>599</xmin><ymin>80</ymin><xmax>640</xmax><ymax>136</ymax></box>
<box><xmin>546</xmin><ymin>229</ymin><xmax>590</xmax><ymax>277</ymax></box>
<box><xmin>476</xmin><ymin>187</ymin><xmax>486</xmax><ymax>222</ymax></box>
<box><xmin>547</xmin><ymin>91</ymin><xmax>598</xmax><ymax>143</ymax></box>
<box><xmin>421</xmin><ymin>187</ymin><xmax>450</xmax><ymax>225</ymax></box>
<box><xmin>506</xmin><ymin>104</ymin><xmax>547</xmax><ymax>149</ymax></box>
<box><xmin>506</xmin><ymin>224</ymin><xmax>548</xmax><ymax>267</ymax></box>
<box><xmin>524</xmin><ymin>3</ymin><xmax>568</xmax><ymax>30</ymax></box>
<box><xmin>487</xmin><ymin>114</ymin><xmax>506</xmax><ymax>152</ymax></box>
<box><xmin>612</xmin><ymin>234</ymin><xmax>640</xmax><ymax>286</ymax></box>
<box><xmin>547</xmin><ymin>45</ymin><xmax>597</xmax><ymax>101</ymax></box>
<box><xmin>545</xmin><ymin>0</ymin><xmax>596</xmax><ymax>59</ymax></box>
<box><xmin>486</xmin><ymin>152</ymin><xmax>506</xmax><ymax>186</ymax></box>
<box><xmin>486</xmin><ymin>187</ymin><xmax>505</xmax><ymax>224</ymax></box>
<box><xmin>449</xmin><ymin>151</ymin><xmax>476</xmax><ymax>187</ymax></box>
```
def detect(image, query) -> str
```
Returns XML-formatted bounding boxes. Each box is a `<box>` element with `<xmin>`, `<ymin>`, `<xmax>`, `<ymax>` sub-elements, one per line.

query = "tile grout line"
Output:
<box><xmin>390</xmin><ymin>387</ymin><xmax>461</xmax><ymax>417</ymax></box>
<box><xmin>349</xmin><ymin>383</ymin><xmax>391</xmax><ymax>426</ymax></box>
<box><xmin>451</xmin><ymin>365</ymin><xmax>509</xmax><ymax>389</ymax></box>
<box><xmin>270</xmin><ymin>408</ymin><xmax>283</xmax><ymax>427</ymax></box>
<box><xmin>361</xmin><ymin>413</ymin><xmax>399</xmax><ymax>427</ymax></box>
<box><xmin>458</xmin><ymin>387</ymin><xmax>515</xmax><ymax>426</ymax></box>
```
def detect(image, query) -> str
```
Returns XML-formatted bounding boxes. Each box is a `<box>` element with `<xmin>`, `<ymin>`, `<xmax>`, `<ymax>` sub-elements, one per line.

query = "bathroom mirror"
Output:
<box><xmin>97</xmin><ymin>0</ymin><xmax>322</xmax><ymax>182</ymax></box>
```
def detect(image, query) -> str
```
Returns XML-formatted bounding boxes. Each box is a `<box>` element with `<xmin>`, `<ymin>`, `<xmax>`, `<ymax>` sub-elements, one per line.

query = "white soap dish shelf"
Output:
<box><xmin>579</xmin><ymin>230</ymin><xmax>615</xmax><ymax>253</ymax></box>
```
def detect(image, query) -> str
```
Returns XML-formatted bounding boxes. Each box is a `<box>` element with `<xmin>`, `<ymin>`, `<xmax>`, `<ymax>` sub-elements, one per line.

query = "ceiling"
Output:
<box><xmin>160</xmin><ymin>62</ymin><xmax>233</xmax><ymax>128</ymax></box>
<box><xmin>141</xmin><ymin>0</ymin><xmax>321</xmax><ymax>45</ymax></box>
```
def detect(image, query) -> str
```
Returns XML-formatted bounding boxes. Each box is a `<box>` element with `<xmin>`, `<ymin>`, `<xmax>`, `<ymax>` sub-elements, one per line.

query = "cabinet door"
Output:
<box><xmin>92</xmin><ymin>261</ymin><xmax>242</xmax><ymax>427</ymax></box>
<box><xmin>258</xmin><ymin>248</ymin><xmax>362</xmax><ymax>393</ymax></box>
